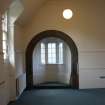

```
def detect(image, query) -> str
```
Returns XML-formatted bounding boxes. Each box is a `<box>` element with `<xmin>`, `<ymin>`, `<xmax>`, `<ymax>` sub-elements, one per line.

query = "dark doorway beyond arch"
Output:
<box><xmin>26</xmin><ymin>30</ymin><xmax>79</xmax><ymax>89</ymax></box>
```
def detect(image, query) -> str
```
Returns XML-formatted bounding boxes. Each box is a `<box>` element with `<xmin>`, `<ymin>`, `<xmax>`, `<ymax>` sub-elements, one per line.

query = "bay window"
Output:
<box><xmin>41</xmin><ymin>42</ymin><xmax>63</xmax><ymax>64</ymax></box>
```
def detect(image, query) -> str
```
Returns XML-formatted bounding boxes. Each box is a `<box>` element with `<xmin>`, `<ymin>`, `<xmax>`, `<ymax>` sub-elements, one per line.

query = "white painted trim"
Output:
<box><xmin>79</xmin><ymin>67</ymin><xmax>105</xmax><ymax>70</ymax></box>
<box><xmin>79</xmin><ymin>49</ymin><xmax>105</xmax><ymax>53</ymax></box>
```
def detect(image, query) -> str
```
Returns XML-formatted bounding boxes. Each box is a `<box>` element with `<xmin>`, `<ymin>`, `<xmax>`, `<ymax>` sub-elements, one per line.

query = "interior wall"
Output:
<box><xmin>0</xmin><ymin>1</ymin><xmax>25</xmax><ymax>104</ymax></box>
<box><xmin>8</xmin><ymin>0</ymin><xmax>25</xmax><ymax>99</ymax></box>
<box><xmin>21</xmin><ymin>0</ymin><xmax>105</xmax><ymax>89</ymax></box>
<box><xmin>14</xmin><ymin>23</ymin><xmax>26</xmax><ymax>96</ymax></box>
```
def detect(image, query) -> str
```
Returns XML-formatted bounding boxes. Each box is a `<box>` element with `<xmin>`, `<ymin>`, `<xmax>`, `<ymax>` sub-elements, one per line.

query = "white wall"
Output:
<box><xmin>21</xmin><ymin>0</ymin><xmax>105</xmax><ymax>89</ymax></box>
<box><xmin>14</xmin><ymin>24</ymin><xmax>26</xmax><ymax>96</ymax></box>
<box><xmin>13</xmin><ymin>1</ymin><xmax>26</xmax><ymax>95</ymax></box>
<box><xmin>0</xmin><ymin>1</ymin><xmax>25</xmax><ymax>105</ymax></box>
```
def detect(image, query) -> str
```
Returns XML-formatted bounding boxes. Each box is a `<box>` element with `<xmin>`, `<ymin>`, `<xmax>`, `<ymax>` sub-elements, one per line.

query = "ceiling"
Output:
<box><xmin>0</xmin><ymin>0</ymin><xmax>105</xmax><ymax>26</ymax></box>
<box><xmin>17</xmin><ymin>0</ymin><xmax>47</xmax><ymax>26</ymax></box>
<box><xmin>0</xmin><ymin>0</ymin><xmax>12</xmax><ymax>14</ymax></box>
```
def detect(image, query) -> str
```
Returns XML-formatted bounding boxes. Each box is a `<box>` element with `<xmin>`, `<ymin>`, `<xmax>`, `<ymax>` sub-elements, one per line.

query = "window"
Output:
<box><xmin>2</xmin><ymin>12</ymin><xmax>8</xmax><ymax>60</ymax></box>
<box><xmin>41</xmin><ymin>43</ymin><xmax>45</xmax><ymax>64</ymax></box>
<box><xmin>48</xmin><ymin>43</ymin><xmax>56</xmax><ymax>64</ymax></box>
<box><xmin>59</xmin><ymin>43</ymin><xmax>63</xmax><ymax>64</ymax></box>
<box><xmin>41</xmin><ymin>42</ymin><xmax>63</xmax><ymax>64</ymax></box>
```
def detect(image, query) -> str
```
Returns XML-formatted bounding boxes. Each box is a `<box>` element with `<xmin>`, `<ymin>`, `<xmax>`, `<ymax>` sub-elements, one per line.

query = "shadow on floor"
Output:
<box><xmin>33</xmin><ymin>82</ymin><xmax>71</xmax><ymax>89</ymax></box>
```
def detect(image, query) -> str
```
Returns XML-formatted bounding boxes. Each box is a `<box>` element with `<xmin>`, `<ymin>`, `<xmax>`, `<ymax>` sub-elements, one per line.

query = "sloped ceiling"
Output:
<box><xmin>16</xmin><ymin>0</ymin><xmax>105</xmax><ymax>26</ymax></box>
<box><xmin>17</xmin><ymin>0</ymin><xmax>47</xmax><ymax>26</ymax></box>
<box><xmin>9</xmin><ymin>0</ymin><xmax>24</xmax><ymax>23</ymax></box>
<box><xmin>0</xmin><ymin>0</ymin><xmax>12</xmax><ymax>14</ymax></box>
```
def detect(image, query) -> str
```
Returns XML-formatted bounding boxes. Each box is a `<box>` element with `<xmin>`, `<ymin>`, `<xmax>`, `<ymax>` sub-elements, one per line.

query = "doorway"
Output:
<box><xmin>26</xmin><ymin>30</ymin><xmax>79</xmax><ymax>89</ymax></box>
<box><xmin>33</xmin><ymin>37</ymin><xmax>71</xmax><ymax>88</ymax></box>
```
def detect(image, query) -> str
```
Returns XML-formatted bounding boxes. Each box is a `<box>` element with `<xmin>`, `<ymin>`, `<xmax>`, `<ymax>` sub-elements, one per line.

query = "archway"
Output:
<box><xmin>26</xmin><ymin>30</ymin><xmax>79</xmax><ymax>89</ymax></box>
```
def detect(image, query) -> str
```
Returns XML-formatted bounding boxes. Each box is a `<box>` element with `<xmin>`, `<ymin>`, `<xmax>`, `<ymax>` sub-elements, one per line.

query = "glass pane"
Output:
<box><xmin>3</xmin><ymin>23</ymin><xmax>7</xmax><ymax>32</ymax></box>
<box><xmin>41</xmin><ymin>43</ymin><xmax>45</xmax><ymax>49</ymax></box>
<box><xmin>59</xmin><ymin>43</ymin><xmax>63</xmax><ymax>64</ymax></box>
<box><xmin>48</xmin><ymin>58</ymin><xmax>52</xmax><ymax>64</ymax></box>
<box><xmin>53</xmin><ymin>59</ymin><xmax>56</xmax><ymax>63</ymax></box>
<box><xmin>41</xmin><ymin>43</ymin><xmax>45</xmax><ymax>64</ymax></box>
<box><xmin>52</xmin><ymin>54</ymin><xmax>56</xmax><ymax>58</ymax></box>
<box><xmin>2</xmin><ymin>13</ymin><xmax>7</xmax><ymax>32</ymax></box>
<box><xmin>52</xmin><ymin>43</ymin><xmax>56</xmax><ymax>48</ymax></box>
<box><xmin>4</xmin><ymin>54</ymin><xmax>7</xmax><ymax>60</ymax></box>
<box><xmin>48</xmin><ymin>53</ymin><xmax>51</xmax><ymax>58</ymax></box>
<box><xmin>41</xmin><ymin>59</ymin><xmax>45</xmax><ymax>64</ymax></box>
<box><xmin>41</xmin><ymin>54</ymin><xmax>45</xmax><ymax>58</ymax></box>
<box><xmin>3</xmin><ymin>41</ymin><xmax>7</xmax><ymax>50</ymax></box>
<box><xmin>48</xmin><ymin>48</ymin><xmax>51</xmax><ymax>53</ymax></box>
<box><xmin>41</xmin><ymin>54</ymin><xmax>45</xmax><ymax>64</ymax></box>
<box><xmin>3</xmin><ymin>32</ymin><xmax>7</xmax><ymax>40</ymax></box>
<box><xmin>52</xmin><ymin>48</ymin><xmax>56</xmax><ymax>53</ymax></box>
<box><xmin>2</xmin><ymin>12</ymin><xmax>8</xmax><ymax>60</ymax></box>
<box><xmin>48</xmin><ymin>43</ymin><xmax>56</xmax><ymax>64</ymax></box>
<box><xmin>41</xmin><ymin>48</ymin><xmax>45</xmax><ymax>53</ymax></box>
<box><xmin>59</xmin><ymin>43</ymin><xmax>63</xmax><ymax>48</ymax></box>
<box><xmin>48</xmin><ymin>43</ymin><xmax>51</xmax><ymax>49</ymax></box>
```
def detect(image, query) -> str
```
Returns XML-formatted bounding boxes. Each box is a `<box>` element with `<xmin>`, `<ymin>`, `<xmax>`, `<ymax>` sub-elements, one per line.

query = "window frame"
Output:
<box><xmin>2</xmin><ymin>11</ymin><xmax>8</xmax><ymax>60</ymax></box>
<box><xmin>40</xmin><ymin>42</ymin><xmax>64</xmax><ymax>64</ymax></box>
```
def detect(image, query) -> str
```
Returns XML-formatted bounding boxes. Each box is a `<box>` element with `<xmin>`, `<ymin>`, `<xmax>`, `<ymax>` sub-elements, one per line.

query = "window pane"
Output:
<box><xmin>41</xmin><ymin>54</ymin><xmax>45</xmax><ymax>58</ymax></box>
<box><xmin>41</xmin><ymin>43</ymin><xmax>45</xmax><ymax>49</ymax></box>
<box><xmin>41</xmin><ymin>43</ymin><xmax>45</xmax><ymax>64</ymax></box>
<box><xmin>2</xmin><ymin>13</ymin><xmax>7</xmax><ymax>32</ymax></box>
<box><xmin>48</xmin><ymin>58</ymin><xmax>52</xmax><ymax>64</ymax></box>
<box><xmin>41</xmin><ymin>48</ymin><xmax>45</xmax><ymax>53</ymax></box>
<box><xmin>41</xmin><ymin>54</ymin><xmax>45</xmax><ymax>64</ymax></box>
<box><xmin>52</xmin><ymin>54</ymin><xmax>56</xmax><ymax>58</ymax></box>
<box><xmin>59</xmin><ymin>43</ymin><xmax>61</xmax><ymax>47</ymax></box>
<box><xmin>52</xmin><ymin>43</ymin><xmax>56</xmax><ymax>48</ymax></box>
<box><xmin>59</xmin><ymin>43</ymin><xmax>63</xmax><ymax>64</ymax></box>
<box><xmin>52</xmin><ymin>58</ymin><xmax>56</xmax><ymax>63</ymax></box>
<box><xmin>48</xmin><ymin>53</ymin><xmax>51</xmax><ymax>58</ymax></box>
<box><xmin>48</xmin><ymin>43</ymin><xmax>51</xmax><ymax>49</ymax></box>
<box><xmin>48</xmin><ymin>48</ymin><xmax>51</xmax><ymax>53</ymax></box>
<box><xmin>2</xmin><ymin>12</ymin><xmax>8</xmax><ymax>60</ymax></box>
<box><xmin>3</xmin><ymin>41</ymin><xmax>7</xmax><ymax>50</ymax></box>
<box><xmin>3</xmin><ymin>53</ymin><xmax>7</xmax><ymax>60</ymax></box>
<box><xmin>52</xmin><ymin>48</ymin><xmax>56</xmax><ymax>53</ymax></box>
<box><xmin>48</xmin><ymin>43</ymin><xmax>56</xmax><ymax>64</ymax></box>
<box><xmin>41</xmin><ymin>59</ymin><xmax>45</xmax><ymax>64</ymax></box>
<box><xmin>3</xmin><ymin>32</ymin><xmax>7</xmax><ymax>40</ymax></box>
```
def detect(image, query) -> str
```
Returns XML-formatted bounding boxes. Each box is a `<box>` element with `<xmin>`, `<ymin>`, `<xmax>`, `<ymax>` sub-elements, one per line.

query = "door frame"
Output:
<box><xmin>26</xmin><ymin>30</ymin><xmax>79</xmax><ymax>89</ymax></box>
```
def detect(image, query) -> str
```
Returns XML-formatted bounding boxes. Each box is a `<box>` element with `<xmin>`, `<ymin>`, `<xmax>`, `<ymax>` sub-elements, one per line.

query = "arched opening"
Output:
<box><xmin>33</xmin><ymin>37</ymin><xmax>71</xmax><ymax>87</ymax></box>
<box><xmin>26</xmin><ymin>30</ymin><xmax>79</xmax><ymax>89</ymax></box>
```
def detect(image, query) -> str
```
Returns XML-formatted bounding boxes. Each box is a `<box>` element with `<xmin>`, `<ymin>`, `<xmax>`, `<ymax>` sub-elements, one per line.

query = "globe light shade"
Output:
<box><xmin>63</xmin><ymin>9</ymin><xmax>73</xmax><ymax>20</ymax></box>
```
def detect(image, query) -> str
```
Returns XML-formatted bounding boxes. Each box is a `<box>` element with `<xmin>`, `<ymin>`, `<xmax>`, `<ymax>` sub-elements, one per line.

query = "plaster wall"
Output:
<box><xmin>21</xmin><ymin>0</ymin><xmax>105</xmax><ymax>89</ymax></box>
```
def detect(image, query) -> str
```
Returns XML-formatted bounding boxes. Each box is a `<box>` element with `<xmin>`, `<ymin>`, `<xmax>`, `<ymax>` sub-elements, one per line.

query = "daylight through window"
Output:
<box><xmin>2</xmin><ymin>12</ymin><xmax>8</xmax><ymax>60</ymax></box>
<box><xmin>41</xmin><ymin>42</ymin><xmax>63</xmax><ymax>64</ymax></box>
